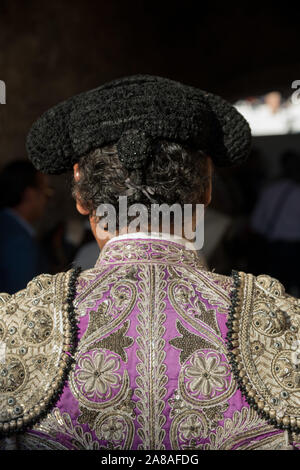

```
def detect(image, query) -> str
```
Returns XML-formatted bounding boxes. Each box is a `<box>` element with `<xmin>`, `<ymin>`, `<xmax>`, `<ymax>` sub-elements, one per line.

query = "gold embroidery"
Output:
<box><xmin>75</xmin><ymin>266</ymin><xmax>120</xmax><ymax>315</ymax></box>
<box><xmin>0</xmin><ymin>293</ymin><xmax>13</xmax><ymax>307</ymax></box>
<box><xmin>77</xmin><ymin>406</ymin><xmax>98</xmax><ymax>429</ymax></box>
<box><xmin>81</xmin><ymin>303</ymin><xmax>113</xmax><ymax>338</ymax></box>
<box><xmin>0</xmin><ymin>355</ymin><xmax>26</xmax><ymax>393</ymax></box>
<box><xmin>170</xmin><ymin>410</ymin><xmax>208</xmax><ymax>449</ymax></box>
<box><xmin>33</xmin><ymin>408</ymin><xmax>100</xmax><ymax>449</ymax></box>
<box><xmin>79</xmin><ymin>279</ymin><xmax>138</xmax><ymax>352</ymax></box>
<box><xmin>0</xmin><ymin>270</ymin><xmax>76</xmax><ymax>435</ymax></box>
<box><xmin>229</xmin><ymin>271</ymin><xmax>300</xmax><ymax>433</ymax></box>
<box><xmin>242</xmin><ymin>434</ymin><xmax>289</xmax><ymax>450</ymax></box>
<box><xmin>168</xmin><ymin>389</ymin><xmax>228</xmax><ymax>446</ymax></box>
<box><xmin>0</xmin><ymin>321</ymin><xmax>5</xmax><ymax>340</ymax></box>
<box><xmin>99</xmin><ymin>239</ymin><xmax>200</xmax><ymax>267</ymax></box>
<box><xmin>70</xmin><ymin>360</ymin><xmax>130</xmax><ymax>411</ymax></box>
<box><xmin>20</xmin><ymin>309</ymin><xmax>53</xmax><ymax>345</ymax></box>
<box><xmin>75</xmin><ymin>349</ymin><xmax>121</xmax><ymax>399</ymax></box>
<box><xmin>184</xmin><ymin>351</ymin><xmax>230</xmax><ymax>398</ymax></box>
<box><xmin>66</xmin><ymin>265</ymin><xmax>139</xmax><ymax>450</ymax></box>
<box><xmin>198</xmin><ymin>407</ymin><xmax>280</xmax><ymax>450</ymax></box>
<box><xmin>179</xmin><ymin>356</ymin><xmax>236</xmax><ymax>408</ymax></box>
<box><xmin>169</xmin><ymin>321</ymin><xmax>216</xmax><ymax>365</ymax></box>
<box><xmin>78</xmin><ymin>387</ymin><xmax>136</xmax><ymax>430</ymax></box>
<box><xmin>115</xmin><ymin>389</ymin><xmax>136</xmax><ymax>418</ymax></box>
<box><xmin>168</xmin><ymin>269</ymin><xmax>229</xmax><ymax>354</ymax></box>
<box><xmin>210</xmin><ymin>272</ymin><xmax>233</xmax><ymax>292</ymax></box>
<box><xmin>194</xmin><ymin>308</ymin><xmax>221</xmax><ymax>336</ymax></box>
<box><xmin>168</xmin><ymin>264</ymin><xmax>231</xmax><ymax>315</ymax></box>
<box><xmin>15</xmin><ymin>433</ymin><xmax>68</xmax><ymax>450</ymax></box>
<box><xmin>204</xmin><ymin>403</ymin><xmax>229</xmax><ymax>428</ymax></box>
<box><xmin>92</xmin><ymin>321</ymin><xmax>134</xmax><ymax>363</ymax></box>
<box><xmin>167</xmin><ymin>262</ymin><xmax>237</xmax><ymax>444</ymax></box>
<box><xmin>135</xmin><ymin>264</ymin><xmax>168</xmax><ymax>450</ymax></box>
<box><xmin>94</xmin><ymin>411</ymin><xmax>134</xmax><ymax>449</ymax></box>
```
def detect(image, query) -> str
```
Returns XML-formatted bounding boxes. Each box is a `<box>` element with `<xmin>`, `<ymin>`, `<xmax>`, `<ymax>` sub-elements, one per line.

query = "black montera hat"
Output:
<box><xmin>26</xmin><ymin>75</ymin><xmax>251</xmax><ymax>174</ymax></box>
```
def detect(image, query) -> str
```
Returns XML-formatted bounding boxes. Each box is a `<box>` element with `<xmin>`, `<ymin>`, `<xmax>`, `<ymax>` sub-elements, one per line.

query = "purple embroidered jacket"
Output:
<box><xmin>1</xmin><ymin>233</ymin><xmax>300</xmax><ymax>450</ymax></box>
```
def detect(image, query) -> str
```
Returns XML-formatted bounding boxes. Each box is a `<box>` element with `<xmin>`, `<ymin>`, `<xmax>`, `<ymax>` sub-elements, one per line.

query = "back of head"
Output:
<box><xmin>73</xmin><ymin>140</ymin><xmax>211</xmax><ymax>231</ymax></box>
<box><xmin>0</xmin><ymin>160</ymin><xmax>39</xmax><ymax>209</ymax></box>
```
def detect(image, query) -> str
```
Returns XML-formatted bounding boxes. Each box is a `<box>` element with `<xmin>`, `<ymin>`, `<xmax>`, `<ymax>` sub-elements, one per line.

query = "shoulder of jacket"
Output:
<box><xmin>0</xmin><ymin>269</ymin><xmax>80</xmax><ymax>437</ymax></box>
<box><xmin>227</xmin><ymin>270</ymin><xmax>300</xmax><ymax>436</ymax></box>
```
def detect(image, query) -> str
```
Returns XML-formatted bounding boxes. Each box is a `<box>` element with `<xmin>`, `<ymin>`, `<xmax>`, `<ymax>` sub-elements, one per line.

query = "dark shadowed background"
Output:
<box><xmin>1</xmin><ymin>1</ymin><xmax>299</xmax><ymax>163</ymax></box>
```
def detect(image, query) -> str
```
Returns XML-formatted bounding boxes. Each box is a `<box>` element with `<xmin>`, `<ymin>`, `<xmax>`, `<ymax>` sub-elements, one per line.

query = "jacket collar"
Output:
<box><xmin>95</xmin><ymin>231</ymin><xmax>203</xmax><ymax>266</ymax></box>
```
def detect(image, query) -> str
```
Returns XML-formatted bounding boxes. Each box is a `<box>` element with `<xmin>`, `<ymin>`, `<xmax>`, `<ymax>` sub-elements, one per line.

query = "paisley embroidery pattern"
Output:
<box><xmin>29</xmin><ymin>408</ymin><xmax>100</xmax><ymax>450</ymax></box>
<box><xmin>197</xmin><ymin>407</ymin><xmax>284</xmax><ymax>450</ymax></box>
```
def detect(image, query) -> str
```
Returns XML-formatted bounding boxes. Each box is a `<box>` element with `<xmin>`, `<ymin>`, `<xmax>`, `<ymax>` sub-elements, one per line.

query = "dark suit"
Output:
<box><xmin>0</xmin><ymin>209</ymin><xmax>48</xmax><ymax>294</ymax></box>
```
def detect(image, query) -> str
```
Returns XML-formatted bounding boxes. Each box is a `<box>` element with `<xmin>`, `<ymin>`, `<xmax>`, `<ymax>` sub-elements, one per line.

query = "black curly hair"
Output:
<box><xmin>72</xmin><ymin>140</ymin><xmax>211</xmax><ymax>231</ymax></box>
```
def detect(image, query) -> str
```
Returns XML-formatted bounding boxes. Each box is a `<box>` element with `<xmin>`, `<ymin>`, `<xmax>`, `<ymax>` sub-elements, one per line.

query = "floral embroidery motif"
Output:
<box><xmin>74</xmin><ymin>349</ymin><xmax>121</xmax><ymax>400</ymax></box>
<box><xmin>170</xmin><ymin>410</ymin><xmax>208</xmax><ymax>449</ymax></box>
<box><xmin>184</xmin><ymin>351</ymin><xmax>229</xmax><ymax>398</ymax></box>
<box><xmin>97</xmin><ymin>416</ymin><xmax>126</xmax><ymax>442</ymax></box>
<box><xmin>179</xmin><ymin>414</ymin><xmax>205</xmax><ymax>440</ymax></box>
<box><xmin>251</xmin><ymin>340</ymin><xmax>265</xmax><ymax>357</ymax></box>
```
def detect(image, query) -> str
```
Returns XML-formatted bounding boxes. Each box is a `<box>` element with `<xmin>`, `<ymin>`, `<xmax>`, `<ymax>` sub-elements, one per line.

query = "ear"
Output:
<box><xmin>203</xmin><ymin>156</ymin><xmax>213</xmax><ymax>207</ymax></box>
<box><xmin>73</xmin><ymin>163</ymin><xmax>90</xmax><ymax>215</ymax></box>
<box><xmin>76</xmin><ymin>200</ymin><xmax>90</xmax><ymax>216</ymax></box>
<box><xmin>73</xmin><ymin>163</ymin><xmax>80</xmax><ymax>182</ymax></box>
<box><xmin>203</xmin><ymin>180</ymin><xmax>212</xmax><ymax>207</ymax></box>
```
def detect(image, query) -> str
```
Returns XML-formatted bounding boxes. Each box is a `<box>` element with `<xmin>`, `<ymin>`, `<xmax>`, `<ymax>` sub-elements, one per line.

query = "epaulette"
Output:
<box><xmin>227</xmin><ymin>271</ymin><xmax>300</xmax><ymax>437</ymax></box>
<box><xmin>0</xmin><ymin>268</ymin><xmax>81</xmax><ymax>437</ymax></box>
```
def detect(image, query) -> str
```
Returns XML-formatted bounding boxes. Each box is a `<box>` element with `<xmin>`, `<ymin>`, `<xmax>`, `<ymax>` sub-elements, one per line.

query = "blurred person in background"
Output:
<box><xmin>41</xmin><ymin>218</ymin><xmax>84</xmax><ymax>274</ymax></box>
<box><xmin>73</xmin><ymin>219</ymin><xmax>100</xmax><ymax>270</ymax></box>
<box><xmin>0</xmin><ymin>160</ymin><xmax>50</xmax><ymax>293</ymax></box>
<box><xmin>250</xmin><ymin>150</ymin><xmax>300</xmax><ymax>295</ymax></box>
<box><xmin>235</xmin><ymin>91</ymin><xmax>290</xmax><ymax>136</ymax></box>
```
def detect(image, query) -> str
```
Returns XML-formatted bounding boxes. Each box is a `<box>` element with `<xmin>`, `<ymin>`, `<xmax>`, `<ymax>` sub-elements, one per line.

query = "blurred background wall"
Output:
<box><xmin>1</xmin><ymin>1</ymin><xmax>299</xmax><ymax>164</ymax></box>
